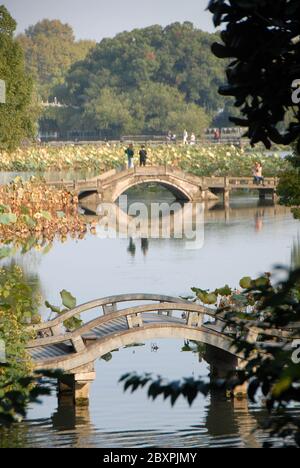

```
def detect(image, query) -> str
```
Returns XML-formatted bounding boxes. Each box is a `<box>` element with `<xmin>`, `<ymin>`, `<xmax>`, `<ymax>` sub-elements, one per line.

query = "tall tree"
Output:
<box><xmin>47</xmin><ymin>22</ymin><xmax>222</xmax><ymax>136</ymax></box>
<box><xmin>208</xmin><ymin>0</ymin><xmax>300</xmax><ymax>150</ymax></box>
<box><xmin>0</xmin><ymin>5</ymin><xmax>38</xmax><ymax>151</ymax></box>
<box><xmin>62</xmin><ymin>23</ymin><xmax>225</xmax><ymax>112</ymax></box>
<box><xmin>17</xmin><ymin>20</ymin><xmax>95</xmax><ymax>100</ymax></box>
<box><xmin>206</xmin><ymin>1</ymin><xmax>300</xmax><ymax>215</ymax></box>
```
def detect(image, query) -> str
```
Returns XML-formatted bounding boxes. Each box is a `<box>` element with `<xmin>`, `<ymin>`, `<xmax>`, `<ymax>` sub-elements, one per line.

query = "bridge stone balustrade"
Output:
<box><xmin>45</xmin><ymin>166</ymin><xmax>278</xmax><ymax>206</ymax></box>
<box><xmin>25</xmin><ymin>293</ymin><xmax>294</xmax><ymax>406</ymax></box>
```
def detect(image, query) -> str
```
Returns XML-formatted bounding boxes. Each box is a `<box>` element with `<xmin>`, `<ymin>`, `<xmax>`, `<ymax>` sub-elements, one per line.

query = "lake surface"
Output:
<box><xmin>1</xmin><ymin>187</ymin><xmax>300</xmax><ymax>448</ymax></box>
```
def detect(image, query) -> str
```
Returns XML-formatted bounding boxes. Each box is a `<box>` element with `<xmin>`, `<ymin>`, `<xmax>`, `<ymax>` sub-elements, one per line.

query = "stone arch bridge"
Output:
<box><xmin>26</xmin><ymin>293</ymin><xmax>286</xmax><ymax>405</ymax></box>
<box><xmin>48</xmin><ymin>166</ymin><xmax>278</xmax><ymax>205</ymax></box>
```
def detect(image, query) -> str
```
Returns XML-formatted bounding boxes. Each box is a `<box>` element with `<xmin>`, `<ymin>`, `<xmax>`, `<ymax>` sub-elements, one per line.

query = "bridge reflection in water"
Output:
<box><xmin>80</xmin><ymin>196</ymin><xmax>290</xmax><ymax>254</ymax></box>
<box><xmin>0</xmin><ymin>371</ymin><xmax>263</xmax><ymax>448</ymax></box>
<box><xmin>47</xmin><ymin>388</ymin><xmax>262</xmax><ymax>448</ymax></box>
<box><xmin>47</xmin><ymin>337</ymin><xmax>262</xmax><ymax>448</ymax></box>
<box><xmin>0</xmin><ymin>173</ymin><xmax>295</xmax><ymax>448</ymax></box>
<box><xmin>36</xmin><ymin>336</ymin><xmax>263</xmax><ymax>448</ymax></box>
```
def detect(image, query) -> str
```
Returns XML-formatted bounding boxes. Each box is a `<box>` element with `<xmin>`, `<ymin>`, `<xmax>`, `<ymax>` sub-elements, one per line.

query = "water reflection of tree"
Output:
<box><xmin>291</xmin><ymin>236</ymin><xmax>300</xmax><ymax>269</ymax></box>
<box><xmin>0</xmin><ymin>262</ymin><xmax>44</xmax><ymax>426</ymax></box>
<box><xmin>0</xmin><ymin>423</ymin><xmax>29</xmax><ymax>448</ymax></box>
<box><xmin>4</xmin><ymin>260</ymin><xmax>42</xmax><ymax>307</ymax></box>
<box><xmin>181</xmin><ymin>340</ymin><xmax>206</xmax><ymax>362</ymax></box>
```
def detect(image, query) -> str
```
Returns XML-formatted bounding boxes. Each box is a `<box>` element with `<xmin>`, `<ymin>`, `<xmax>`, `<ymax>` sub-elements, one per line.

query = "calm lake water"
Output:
<box><xmin>1</xmin><ymin>185</ymin><xmax>300</xmax><ymax>448</ymax></box>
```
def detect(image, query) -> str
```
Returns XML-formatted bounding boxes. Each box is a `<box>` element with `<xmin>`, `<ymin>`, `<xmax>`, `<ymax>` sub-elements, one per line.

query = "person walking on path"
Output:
<box><xmin>183</xmin><ymin>129</ymin><xmax>188</xmax><ymax>145</ymax></box>
<box><xmin>139</xmin><ymin>145</ymin><xmax>147</xmax><ymax>167</ymax></box>
<box><xmin>125</xmin><ymin>143</ymin><xmax>134</xmax><ymax>169</ymax></box>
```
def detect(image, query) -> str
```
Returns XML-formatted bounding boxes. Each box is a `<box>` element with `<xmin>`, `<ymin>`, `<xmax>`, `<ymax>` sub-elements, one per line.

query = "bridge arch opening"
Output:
<box><xmin>55</xmin><ymin>333</ymin><xmax>239</xmax><ymax>406</ymax></box>
<box><xmin>116</xmin><ymin>181</ymin><xmax>191</xmax><ymax>203</ymax></box>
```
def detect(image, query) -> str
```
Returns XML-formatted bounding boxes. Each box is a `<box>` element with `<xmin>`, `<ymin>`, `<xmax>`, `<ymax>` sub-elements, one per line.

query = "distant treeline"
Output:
<box><xmin>20</xmin><ymin>20</ymin><xmax>237</xmax><ymax>138</ymax></box>
<box><xmin>0</xmin><ymin>5</ymin><xmax>236</xmax><ymax>150</ymax></box>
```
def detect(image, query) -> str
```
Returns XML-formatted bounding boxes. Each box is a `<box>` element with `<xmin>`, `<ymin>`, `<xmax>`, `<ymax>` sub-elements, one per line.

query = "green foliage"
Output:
<box><xmin>277</xmin><ymin>150</ymin><xmax>300</xmax><ymax>216</ymax></box>
<box><xmin>0</xmin><ymin>144</ymin><xmax>290</xmax><ymax>176</ymax></box>
<box><xmin>0</xmin><ymin>264</ymin><xmax>43</xmax><ymax>423</ymax></box>
<box><xmin>120</xmin><ymin>372</ymin><xmax>210</xmax><ymax>407</ymax></box>
<box><xmin>239</xmin><ymin>277</ymin><xmax>253</xmax><ymax>290</ymax></box>
<box><xmin>121</xmin><ymin>269</ymin><xmax>300</xmax><ymax>447</ymax></box>
<box><xmin>60</xmin><ymin>290</ymin><xmax>76</xmax><ymax>310</ymax></box>
<box><xmin>208</xmin><ymin>0</ymin><xmax>300</xmax><ymax>150</ymax></box>
<box><xmin>0</xmin><ymin>266</ymin><xmax>75</xmax><ymax>427</ymax></box>
<box><xmin>181</xmin><ymin>340</ymin><xmax>206</xmax><ymax>357</ymax></box>
<box><xmin>278</xmin><ymin>171</ymin><xmax>300</xmax><ymax>207</ymax></box>
<box><xmin>192</xmin><ymin>281</ymin><xmax>252</xmax><ymax>305</ymax></box>
<box><xmin>0</xmin><ymin>213</ymin><xmax>17</xmax><ymax>225</ymax></box>
<box><xmin>17</xmin><ymin>19</ymin><xmax>95</xmax><ymax>100</ymax></box>
<box><xmin>208</xmin><ymin>1</ymin><xmax>300</xmax><ymax>217</ymax></box>
<box><xmin>45</xmin><ymin>290</ymin><xmax>82</xmax><ymax>331</ymax></box>
<box><xmin>192</xmin><ymin>288</ymin><xmax>218</xmax><ymax>305</ymax></box>
<box><xmin>0</xmin><ymin>177</ymin><xmax>91</xmax><ymax>258</ymax></box>
<box><xmin>0</xmin><ymin>6</ymin><xmax>39</xmax><ymax>151</ymax></box>
<box><xmin>131</xmin><ymin>83</ymin><xmax>209</xmax><ymax>135</ymax></box>
<box><xmin>48</xmin><ymin>23</ymin><xmax>227</xmax><ymax>136</ymax></box>
<box><xmin>0</xmin><ymin>369</ymin><xmax>61</xmax><ymax>426</ymax></box>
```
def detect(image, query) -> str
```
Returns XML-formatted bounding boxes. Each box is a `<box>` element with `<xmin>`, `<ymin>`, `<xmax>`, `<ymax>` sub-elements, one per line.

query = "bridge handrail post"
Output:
<box><xmin>50</xmin><ymin>324</ymin><xmax>63</xmax><ymax>336</ymax></box>
<box><xmin>71</xmin><ymin>336</ymin><xmax>86</xmax><ymax>353</ymax></box>
<box><xmin>215</xmin><ymin>318</ymin><xmax>225</xmax><ymax>332</ymax></box>
<box><xmin>103</xmin><ymin>303</ymin><xmax>118</xmax><ymax>315</ymax></box>
<box><xmin>225</xmin><ymin>176</ymin><xmax>232</xmax><ymax>189</ymax></box>
<box><xmin>97</xmin><ymin>179</ymin><xmax>102</xmax><ymax>191</ymax></box>
<box><xmin>126</xmin><ymin>313</ymin><xmax>143</xmax><ymax>329</ymax></box>
<box><xmin>245</xmin><ymin>327</ymin><xmax>260</xmax><ymax>344</ymax></box>
<box><xmin>187</xmin><ymin>311</ymin><xmax>204</xmax><ymax>328</ymax></box>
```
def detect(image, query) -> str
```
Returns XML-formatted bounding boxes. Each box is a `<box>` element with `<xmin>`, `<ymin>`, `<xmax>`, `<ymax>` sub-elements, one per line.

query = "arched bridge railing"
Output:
<box><xmin>26</xmin><ymin>293</ymin><xmax>297</xmax><ymax>373</ymax></box>
<box><xmin>27</xmin><ymin>301</ymin><xmax>240</xmax><ymax>372</ymax></box>
<box><xmin>29</xmin><ymin>294</ymin><xmax>192</xmax><ymax>337</ymax></box>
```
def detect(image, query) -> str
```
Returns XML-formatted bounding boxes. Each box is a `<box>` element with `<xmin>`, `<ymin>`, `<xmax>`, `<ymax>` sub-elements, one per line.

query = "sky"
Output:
<box><xmin>3</xmin><ymin>0</ymin><xmax>215</xmax><ymax>41</ymax></box>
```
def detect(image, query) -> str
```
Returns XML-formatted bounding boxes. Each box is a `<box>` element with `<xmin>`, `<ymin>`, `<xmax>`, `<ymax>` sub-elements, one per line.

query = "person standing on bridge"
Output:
<box><xmin>139</xmin><ymin>145</ymin><xmax>147</xmax><ymax>167</ymax></box>
<box><xmin>253</xmin><ymin>162</ymin><xmax>264</xmax><ymax>185</ymax></box>
<box><xmin>125</xmin><ymin>144</ymin><xmax>134</xmax><ymax>169</ymax></box>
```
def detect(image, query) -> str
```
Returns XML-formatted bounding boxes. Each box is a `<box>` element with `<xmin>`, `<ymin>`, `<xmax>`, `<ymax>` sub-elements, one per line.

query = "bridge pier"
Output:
<box><xmin>259</xmin><ymin>190</ymin><xmax>266</xmax><ymax>201</ymax></box>
<box><xmin>78</xmin><ymin>191</ymin><xmax>101</xmax><ymax>205</ymax></box>
<box><xmin>58</xmin><ymin>366</ymin><xmax>96</xmax><ymax>406</ymax></box>
<box><xmin>259</xmin><ymin>188</ymin><xmax>278</xmax><ymax>203</ymax></box>
<box><xmin>53</xmin><ymin>394</ymin><xmax>91</xmax><ymax>431</ymax></box>
<box><xmin>204</xmin><ymin>345</ymin><xmax>248</xmax><ymax>398</ymax></box>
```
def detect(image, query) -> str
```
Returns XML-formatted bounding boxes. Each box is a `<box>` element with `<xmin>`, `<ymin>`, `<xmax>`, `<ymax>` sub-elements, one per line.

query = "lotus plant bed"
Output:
<box><xmin>0</xmin><ymin>144</ymin><xmax>291</xmax><ymax>177</ymax></box>
<box><xmin>0</xmin><ymin>178</ymin><xmax>96</xmax><ymax>258</ymax></box>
